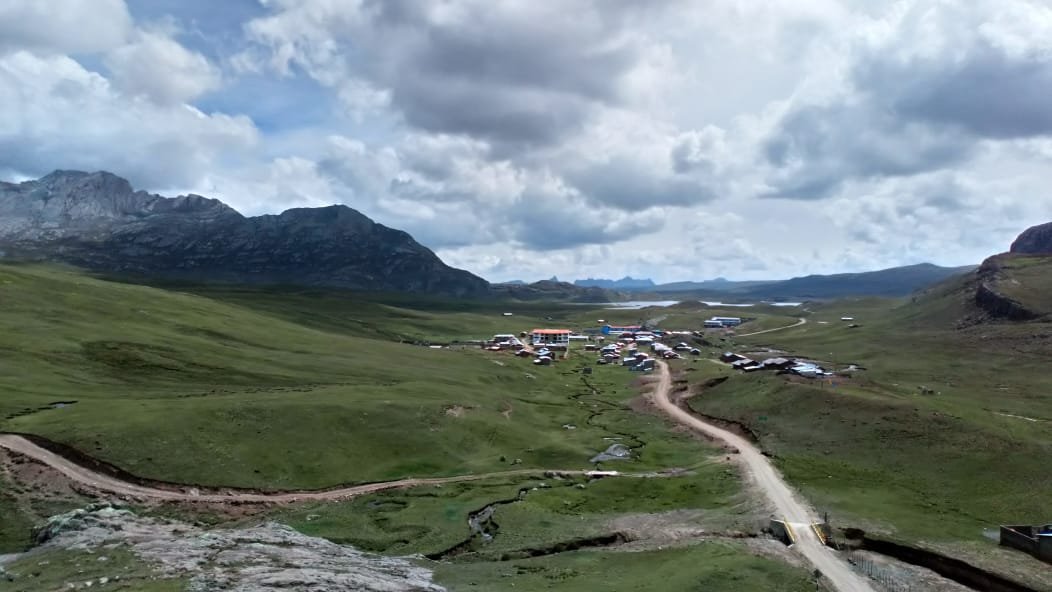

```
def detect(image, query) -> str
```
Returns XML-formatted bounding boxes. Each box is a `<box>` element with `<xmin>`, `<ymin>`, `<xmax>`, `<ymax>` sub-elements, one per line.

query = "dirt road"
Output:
<box><xmin>737</xmin><ymin>317</ymin><xmax>807</xmax><ymax>337</ymax></box>
<box><xmin>651</xmin><ymin>361</ymin><xmax>875</xmax><ymax>592</ymax></box>
<box><xmin>0</xmin><ymin>434</ymin><xmax>626</xmax><ymax>504</ymax></box>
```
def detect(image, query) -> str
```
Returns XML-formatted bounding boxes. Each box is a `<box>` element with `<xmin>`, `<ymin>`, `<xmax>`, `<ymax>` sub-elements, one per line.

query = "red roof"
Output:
<box><xmin>531</xmin><ymin>329</ymin><xmax>571</xmax><ymax>335</ymax></box>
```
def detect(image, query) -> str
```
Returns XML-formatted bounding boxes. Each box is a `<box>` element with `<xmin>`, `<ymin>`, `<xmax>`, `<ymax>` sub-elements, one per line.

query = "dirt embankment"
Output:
<box><xmin>841</xmin><ymin>530</ymin><xmax>1041</xmax><ymax>592</ymax></box>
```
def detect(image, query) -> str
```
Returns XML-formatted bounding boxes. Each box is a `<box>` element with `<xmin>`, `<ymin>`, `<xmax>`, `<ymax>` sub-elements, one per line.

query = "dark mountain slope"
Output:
<box><xmin>738</xmin><ymin>263</ymin><xmax>976</xmax><ymax>300</ymax></box>
<box><xmin>1010</xmin><ymin>221</ymin><xmax>1052</xmax><ymax>254</ymax></box>
<box><xmin>0</xmin><ymin>171</ymin><xmax>488</xmax><ymax>296</ymax></box>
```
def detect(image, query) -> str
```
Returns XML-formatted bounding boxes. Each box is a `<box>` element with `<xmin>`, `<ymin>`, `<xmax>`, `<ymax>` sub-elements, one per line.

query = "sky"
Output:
<box><xmin>3</xmin><ymin>0</ymin><xmax>1052</xmax><ymax>283</ymax></box>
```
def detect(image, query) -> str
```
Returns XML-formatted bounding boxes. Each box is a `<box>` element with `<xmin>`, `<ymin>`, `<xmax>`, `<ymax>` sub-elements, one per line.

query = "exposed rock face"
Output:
<box><xmin>0</xmin><ymin>171</ymin><xmax>488</xmax><ymax>296</ymax></box>
<box><xmin>31</xmin><ymin>504</ymin><xmax>445</xmax><ymax>591</ymax></box>
<box><xmin>1010</xmin><ymin>222</ymin><xmax>1052</xmax><ymax>254</ymax></box>
<box><xmin>972</xmin><ymin>256</ymin><xmax>1043</xmax><ymax>322</ymax></box>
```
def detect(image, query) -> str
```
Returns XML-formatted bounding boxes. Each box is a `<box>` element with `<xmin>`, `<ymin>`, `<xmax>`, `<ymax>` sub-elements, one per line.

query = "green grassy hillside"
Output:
<box><xmin>686</xmin><ymin>292</ymin><xmax>1052</xmax><ymax>575</ymax></box>
<box><xmin>0</xmin><ymin>264</ymin><xmax>718</xmax><ymax>490</ymax></box>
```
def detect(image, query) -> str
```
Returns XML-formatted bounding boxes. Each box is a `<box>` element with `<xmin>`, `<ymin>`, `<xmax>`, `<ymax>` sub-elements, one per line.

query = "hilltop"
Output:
<box><xmin>911</xmin><ymin>221</ymin><xmax>1052</xmax><ymax>324</ymax></box>
<box><xmin>491</xmin><ymin>279</ymin><xmax>618</xmax><ymax>302</ymax></box>
<box><xmin>1010</xmin><ymin>221</ymin><xmax>1052</xmax><ymax>254</ymax></box>
<box><xmin>0</xmin><ymin>171</ymin><xmax>488</xmax><ymax>296</ymax></box>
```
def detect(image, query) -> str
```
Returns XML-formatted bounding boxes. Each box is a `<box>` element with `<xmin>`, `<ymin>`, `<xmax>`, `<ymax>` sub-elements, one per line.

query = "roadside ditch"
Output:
<box><xmin>840</xmin><ymin>529</ymin><xmax>1041</xmax><ymax>592</ymax></box>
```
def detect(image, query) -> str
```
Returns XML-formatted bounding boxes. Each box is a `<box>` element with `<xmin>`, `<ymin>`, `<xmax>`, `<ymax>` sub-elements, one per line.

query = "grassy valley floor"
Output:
<box><xmin>1</xmin><ymin>264</ymin><xmax>820</xmax><ymax>592</ymax></box>
<box><xmin>6</xmin><ymin>263</ymin><xmax>1050</xmax><ymax>589</ymax></box>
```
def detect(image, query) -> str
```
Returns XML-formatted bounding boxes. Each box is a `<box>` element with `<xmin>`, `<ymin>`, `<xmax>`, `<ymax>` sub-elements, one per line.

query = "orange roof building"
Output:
<box><xmin>530</xmin><ymin>329</ymin><xmax>572</xmax><ymax>347</ymax></box>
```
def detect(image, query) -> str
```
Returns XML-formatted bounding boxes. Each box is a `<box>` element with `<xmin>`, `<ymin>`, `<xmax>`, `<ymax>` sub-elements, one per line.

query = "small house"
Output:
<box><xmin>531</xmin><ymin>329</ymin><xmax>571</xmax><ymax>349</ymax></box>
<box><xmin>704</xmin><ymin>320</ymin><xmax>724</xmax><ymax>329</ymax></box>
<box><xmin>492</xmin><ymin>334</ymin><xmax>523</xmax><ymax>349</ymax></box>
<box><xmin>762</xmin><ymin>357</ymin><xmax>794</xmax><ymax>370</ymax></box>
<box><xmin>721</xmin><ymin>352</ymin><xmax>747</xmax><ymax>363</ymax></box>
<box><xmin>601</xmin><ymin>325</ymin><xmax>642</xmax><ymax>336</ymax></box>
<box><xmin>790</xmin><ymin>363</ymin><xmax>823</xmax><ymax>378</ymax></box>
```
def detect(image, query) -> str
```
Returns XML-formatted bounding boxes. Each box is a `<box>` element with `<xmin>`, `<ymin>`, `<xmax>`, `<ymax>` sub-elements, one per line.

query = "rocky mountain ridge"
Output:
<box><xmin>1009</xmin><ymin>221</ymin><xmax>1052</xmax><ymax>254</ymax></box>
<box><xmin>0</xmin><ymin>171</ymin><xmax>488</xmax><ymax>296</ymax></box>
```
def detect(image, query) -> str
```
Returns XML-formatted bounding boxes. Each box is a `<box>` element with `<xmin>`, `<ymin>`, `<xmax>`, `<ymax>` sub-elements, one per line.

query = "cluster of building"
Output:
<box><xmin>720</xmin><ymin>352</ymin><xmax>831</xmax><ymax>377</ymax></box>
<box><xmin>484</xmin><ymin>328</ymin><xmax>597</xmax><ymax>365</ymax></box>
<box><xmin>595</xmin><ymin>335</ymin><xmax>702</xmax><ymax>373</ymax></box>
<box><xmin>483</xmin><ymin>323</ymin><xmax>702</xmax><ymax>370</ymax></box>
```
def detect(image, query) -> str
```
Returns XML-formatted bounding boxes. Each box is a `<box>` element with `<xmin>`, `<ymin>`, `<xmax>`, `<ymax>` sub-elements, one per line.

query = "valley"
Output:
<box><xmin>1</xmin><ymin>254</ymin><xmax>1051</xmax><ymax>591</ymax></box>
<box><xmin>6</xmin><ymin>1</ymin><xmax>1052</xmax><ymax>589</ymax></box>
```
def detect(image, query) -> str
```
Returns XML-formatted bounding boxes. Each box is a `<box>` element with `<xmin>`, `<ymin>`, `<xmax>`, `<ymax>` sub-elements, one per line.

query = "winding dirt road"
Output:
<box><xmin>651</xmin><ymin>361</ymin><xmax>875</xmax><ymax>592</ymax></box>
<box><xmin>736</xmin><ymin>317</ymin><xmax>807</xmax><ymax>337</ymax></box>
<box><xmin>0</xmin><ymin>434</ymin><xmax>634</xmax><ymax>504</ymax></box>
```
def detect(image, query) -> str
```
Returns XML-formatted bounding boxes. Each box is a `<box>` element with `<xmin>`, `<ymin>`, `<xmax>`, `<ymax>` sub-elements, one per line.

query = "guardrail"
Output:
<box><xmin>812</xmin><ymin>522</ymin><xmax>828</xmax><ymax>546</ymax></box>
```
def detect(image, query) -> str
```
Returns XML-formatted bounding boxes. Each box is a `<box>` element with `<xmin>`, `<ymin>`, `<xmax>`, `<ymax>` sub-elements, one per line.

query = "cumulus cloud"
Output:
<box><xmin>105</xmin><ymin>30</ymin><xmax>221</xmax><ymax>104</ymax></box>
<box><xmin>0</xmin><ymin>0</ymin><xmax>132</xmax><ymax>54</ymax></box>
<box><xmin>0</xmin><ymin>51</ymin><xmax>257</xmax><ymax>188</ymax></box>
<box><xmin>244</xmin><ymin>0</ymin><xmax>675</xmax><ymax>150</ymax></box>
<box><xmin>761</xmin><ymin>0</ymin><xmax>1052</xmax><ymax>199</ymax></box>
<box><xmin>4</xmin><ymin>0</ymin><xmax>1052</xmax><ymax>282</ymax></box>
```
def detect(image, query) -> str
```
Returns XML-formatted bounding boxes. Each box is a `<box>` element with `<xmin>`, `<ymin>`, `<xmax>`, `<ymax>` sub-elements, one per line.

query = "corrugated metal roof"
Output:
<box><xmin>531</xmin><ymin>329</ymin><xmax>571</xmax><ymax>334</ymax></box>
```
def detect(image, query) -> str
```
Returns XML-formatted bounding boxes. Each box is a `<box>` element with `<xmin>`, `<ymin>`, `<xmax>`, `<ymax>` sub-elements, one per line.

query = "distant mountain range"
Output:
<box><xmin>0</xmin><ymin>170</ymin><xmax>981</xmax><ymax>302</ymax></box>
<box><xmin>0</xmin><ymin>171</ymin><xmax>488</xmax><ymax>296</ymax></box>
<box><xmin>719</xmin><ymin>263</ymin><xmax>976</xmax><ymax>300</ymax></box>
<box><xmin>569</xmin><ymin>264</ymin><xmax>974</xmax><ymax>300</ymax></box>
<box><xmin>574</xmin><ymin>276</ymin><xmax>656</xmax><ymax>289</ymax></box>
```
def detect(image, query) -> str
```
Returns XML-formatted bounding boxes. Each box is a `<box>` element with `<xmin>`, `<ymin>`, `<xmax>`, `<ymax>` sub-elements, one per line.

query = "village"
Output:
<box><xmin>481</xmin><ymin>314</ymin><xmax>844</xmax><ymax>380</ymax></box>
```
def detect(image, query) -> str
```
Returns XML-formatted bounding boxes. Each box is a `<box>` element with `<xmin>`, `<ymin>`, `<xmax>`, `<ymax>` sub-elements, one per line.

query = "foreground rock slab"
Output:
<box><xmin>33</xmin><ymin>504</ymin><xmax>445</xmax><ymax>592</ymax></box>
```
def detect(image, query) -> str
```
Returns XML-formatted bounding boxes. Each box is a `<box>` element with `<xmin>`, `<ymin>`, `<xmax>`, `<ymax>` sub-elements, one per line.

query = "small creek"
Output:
<box><xmin>425</xmin><ymin>485</ymin><xmax>536</xmax><ymax>560</ymax></box>
<box><xmin>425</xmin><ymin>479</ymin><xmax>632</xmax><ymax>562</ymax></box>
<box><xmin>427</xmin><ymin>375</ymin><xmax>653</xmax><ymax>561</ymax></box>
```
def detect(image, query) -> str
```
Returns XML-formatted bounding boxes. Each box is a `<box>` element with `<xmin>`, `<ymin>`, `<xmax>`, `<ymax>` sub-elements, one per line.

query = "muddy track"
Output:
<box><xmin>737</xmin><ymin>317</ymin><xmax>807</xmax><ymax>337</ymax></box>
<box><xmin>650</xmin><ymin>361</ymin><xmax>876</xmax><ymax>592</ymax></box>
<box><xmin>0</xmin><ymin>433</ymin><xmax>650</xmax><ymax>504</ymax></box>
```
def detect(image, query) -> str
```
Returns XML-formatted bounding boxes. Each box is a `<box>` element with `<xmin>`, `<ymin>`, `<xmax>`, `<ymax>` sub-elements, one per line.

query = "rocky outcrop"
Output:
<box><xmin>972</xmin><ymin>256</ymin><xmax>1043</xmax><ymax>321</ymax></box>
<box><xmin>24</xmin><ymin>504</ymin><xmax>445</xmax><ymax>591</ymax></box>
<box><xmin>1010</xmin><ymin>222</ymin><xmax>1052</xmax><ymax>254</ymax></box>
<box><xmin>0</xmin><ymin>171</ymin><xmax>488</xmax><ymax>297</ymax></box>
